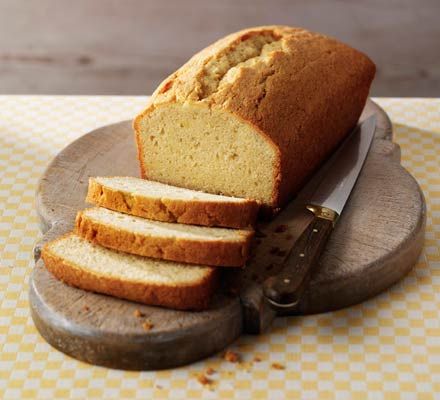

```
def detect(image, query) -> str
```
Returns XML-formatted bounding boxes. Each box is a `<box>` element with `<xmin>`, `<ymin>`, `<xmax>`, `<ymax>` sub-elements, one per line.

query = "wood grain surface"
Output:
<box><xmin>30</xmin><ymin>99</ymin><xmax>426</xmax><ymax>369</ymax></box>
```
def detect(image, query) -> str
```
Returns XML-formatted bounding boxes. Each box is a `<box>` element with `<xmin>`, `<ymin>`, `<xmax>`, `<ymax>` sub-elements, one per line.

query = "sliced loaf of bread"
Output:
<box><xmin>75</xmin><ymin>207</ymin><xmax>253</xmax><ymax>267</ymax></box>
<box><xmin>134</xmin><ymin>26</ymin><xmax>375</xmax><ymax>210</ymax></box>
<box><xmin>41</xmin><ymin>234</ymin><xmax>217</xmax><ymax>310</ymax></box>
<box><xmin>86</xmin><ymin>176</ymin><xmax>259</xmax><ymax>228</ymax></box>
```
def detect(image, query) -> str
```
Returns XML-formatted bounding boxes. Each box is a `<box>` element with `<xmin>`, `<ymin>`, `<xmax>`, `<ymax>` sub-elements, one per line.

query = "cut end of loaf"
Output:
<box><xmin>135</xmin><ymin>103</ymin><xmax>279</xmax><ymax>205</ymax></box>
<box><xmin>134</xmin><ymin>25</ymin><xmax>375</xmax><ymax>211</ymax></box>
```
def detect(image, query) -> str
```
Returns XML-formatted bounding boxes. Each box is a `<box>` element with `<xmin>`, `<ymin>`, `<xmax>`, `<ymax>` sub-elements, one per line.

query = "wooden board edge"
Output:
<box><xmin>29</xmin><ymin>262</ymin><xmax>243</xmax><ymax>370</ymax></box>
<box><xmin>296</xmin><ymin>180</ymin><xmax>426</xmax><ymax>314</ymax></box>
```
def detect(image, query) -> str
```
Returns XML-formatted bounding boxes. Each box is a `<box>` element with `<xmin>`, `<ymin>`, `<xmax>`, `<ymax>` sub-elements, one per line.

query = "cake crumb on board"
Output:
<box><xmin>133</xmin><ymin>309</ymin><xmax>145</xmax><ymax>318</ymax></box>
<box><xmin>271</xmin><ymin>362</ymin><xmax>285</xmax><ymax>370</ymax></box>
<box><xmin>142</xmin><ymin>321</ymin><xmax>154</xmax><ymax>331</ymax></box>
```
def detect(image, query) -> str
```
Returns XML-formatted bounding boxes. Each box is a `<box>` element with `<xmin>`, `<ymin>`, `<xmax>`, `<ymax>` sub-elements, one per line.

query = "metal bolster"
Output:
<box><xmin>306</xmin><ymin>204</ymin><xmax>339</xmax><ymax>226</ymax></box>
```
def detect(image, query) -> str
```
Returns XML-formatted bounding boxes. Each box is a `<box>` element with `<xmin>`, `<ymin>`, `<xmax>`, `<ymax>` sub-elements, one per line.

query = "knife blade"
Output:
<box><xmin>263</xmin><ymin>115</ymin><xmax>377</xmax><ymax>310</ymax></box>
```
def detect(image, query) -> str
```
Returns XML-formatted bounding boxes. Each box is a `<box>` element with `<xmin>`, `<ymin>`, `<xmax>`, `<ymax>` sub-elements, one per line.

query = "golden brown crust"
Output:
<box><xmin>134</xmin><ymin>25</ymin><xmax>376</xmax><ymax>209</ymax></box>
<box><xmin>75</xmin><ymin>209</ymin><xmax>253</xmax><ymax>267</ymax></box>
<box><xmin>41</xmin><ymin>236</ymin><xmax>218</xmax><ymax>311</ymax></box>
<box><xmin>86</xmin><ymin>178</ymin><xmax>259</xmax><ymax>229</ymax></box>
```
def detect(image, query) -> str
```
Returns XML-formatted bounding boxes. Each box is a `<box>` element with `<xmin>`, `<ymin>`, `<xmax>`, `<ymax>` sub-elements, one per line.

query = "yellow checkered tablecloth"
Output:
<box><xmin>0</xmin><ymin>96</ymin><xmax>439</xmax><ymax>399</ymax></box>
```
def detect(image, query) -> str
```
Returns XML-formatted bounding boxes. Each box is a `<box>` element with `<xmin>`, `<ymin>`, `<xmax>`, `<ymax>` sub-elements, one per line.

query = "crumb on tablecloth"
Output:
<box><xmin>271</xmin><ymin>362</ymin><xmax>285</xmax><ymax>370</ymax></box>
<box><xmin>196</xmin><ymin>373</ymin><xmax>213</xmax><ymax>386</ymax></box>
<box><xmin>223</xmin><ymin>350</ymin><xmax>240</xmax><ymax>363</ymax></box>
<box><xmin>206</xmin><ymin>367</ymin><xmax>216</xmax><ymax>375</ymax></box>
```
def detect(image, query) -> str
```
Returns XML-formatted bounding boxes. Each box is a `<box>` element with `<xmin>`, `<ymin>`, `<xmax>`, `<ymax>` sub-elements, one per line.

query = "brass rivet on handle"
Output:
<box><xmin>283</xmin><ymin>278</ymin><xmax>290</xmax><ymax>284</ymax></box>
<box><xmin>313</xmin><ymin>228</ymin><xmax>318</xmax><ymax>233</ymax></box>
<box><xmin>299</xmin><ymin>253</ymin><xmax>305</xmax><ymax>257</ymax></box>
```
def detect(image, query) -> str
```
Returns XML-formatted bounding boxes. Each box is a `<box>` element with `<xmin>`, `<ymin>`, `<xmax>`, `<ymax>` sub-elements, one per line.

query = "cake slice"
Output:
<box><xmin>75</xmin><ymin>207</ymin><xmax>253</xmax><ymax>267</ymax></box>
<box><xmin>86</xmin><ymin>177</ymin><xmax>259</xmax><ymax>229</ymax></box>
<box><xmin>41</xmin><ymin>234</ymin><xmax>218</xmax><ymax>310</ymax></box>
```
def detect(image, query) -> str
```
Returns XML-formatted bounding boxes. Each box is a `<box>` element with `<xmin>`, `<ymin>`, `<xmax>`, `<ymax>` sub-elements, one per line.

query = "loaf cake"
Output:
<box><xmin>75</xmin><ymin>207</ymin><xmax>253</xmax><ymax>266</ymax></box>
<box><xmin>134</xmin><ymin>25</ymin><xmax>375</xmax><ymax>210</ymax></box>
<box><xmin>41</xmin><ymin>234</ymin><xmax>217</xmax><ymax>310</ymax></box>
<box><xmin>86</xmin><ymin>176</ymin><xmax>259</xmax><ymax>228</ymax></box>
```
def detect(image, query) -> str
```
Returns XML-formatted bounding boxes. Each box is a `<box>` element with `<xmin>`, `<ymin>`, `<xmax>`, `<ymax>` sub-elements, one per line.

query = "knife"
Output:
<box><xmin>263</xmin><ymin>115</ymin><xmax>377</xmax><ymax>311</ymax></box>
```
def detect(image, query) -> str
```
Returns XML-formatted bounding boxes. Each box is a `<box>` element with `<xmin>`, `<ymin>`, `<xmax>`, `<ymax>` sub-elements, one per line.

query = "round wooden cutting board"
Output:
<box><xmin>30</xmin><ymin>100</ymin><xmax>426</xmax><ymax>370</ymax></box>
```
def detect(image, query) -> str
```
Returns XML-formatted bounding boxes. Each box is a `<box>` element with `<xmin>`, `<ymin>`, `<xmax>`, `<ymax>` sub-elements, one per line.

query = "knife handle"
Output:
<box><xmin>263</xmin><ymin>206</ymin><xmax>336</xmax><ymax>311</ymax></box>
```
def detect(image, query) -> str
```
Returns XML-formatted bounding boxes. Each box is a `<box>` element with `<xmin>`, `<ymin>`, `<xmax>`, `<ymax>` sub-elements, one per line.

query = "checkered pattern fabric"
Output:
<box><xmin>0</xmin><ymin>96</ymin><xmax>439</xmax><ymax>399</ymax></box>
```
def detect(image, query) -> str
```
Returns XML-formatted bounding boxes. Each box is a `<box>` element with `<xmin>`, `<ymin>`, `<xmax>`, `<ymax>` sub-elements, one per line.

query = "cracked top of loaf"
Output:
<box><xmin>143</xmin><ymin>25</ymin><xmax>374</xmax><ymax>145</ymax></box>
